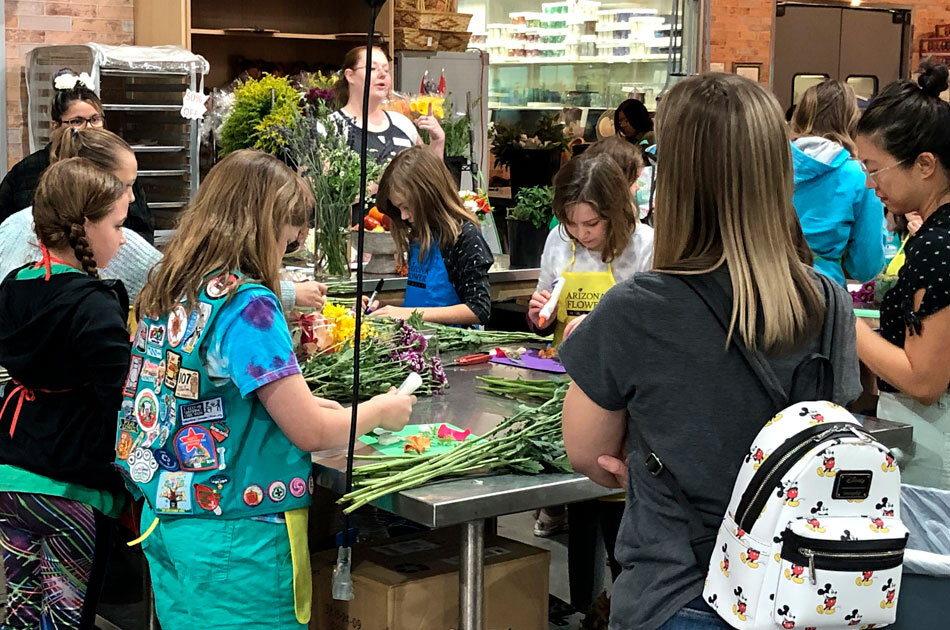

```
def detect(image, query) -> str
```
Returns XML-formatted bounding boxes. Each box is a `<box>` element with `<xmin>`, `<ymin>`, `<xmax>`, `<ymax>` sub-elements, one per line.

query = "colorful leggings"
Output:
<box><xmin>0</xmin><ymin>492</ymin><xmax>113</xmax><ymax>630</ymax></box>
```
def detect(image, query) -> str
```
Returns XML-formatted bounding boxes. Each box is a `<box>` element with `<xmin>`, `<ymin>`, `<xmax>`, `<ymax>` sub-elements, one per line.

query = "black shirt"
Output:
<box><xmin>0</xmin><ymin>144</ymin><xmax>155</xmax><ymax>244</ymax></box>
<box><xmin>879</xmin><ymin>203</ymin><xmax>950</xmax><ymax>393</ymax></box>
<box><xmin>438</xmin><ymin>221</ymin><xmax>493</xmax><ymax>325</ymax></box>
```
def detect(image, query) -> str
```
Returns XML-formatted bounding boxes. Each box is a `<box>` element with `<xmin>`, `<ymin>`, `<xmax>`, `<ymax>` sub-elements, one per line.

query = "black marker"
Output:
<box><xmin>364</xmin><ymin>278</ymin><xmax>385</xmax><ymax>315</ymax></box>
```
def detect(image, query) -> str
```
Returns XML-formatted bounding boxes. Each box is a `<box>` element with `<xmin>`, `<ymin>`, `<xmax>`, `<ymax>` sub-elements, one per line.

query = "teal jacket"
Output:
<box><xmin>792</xmin><ymin>137</ymin><xmax>885</xmax><ymax>286</ymax></box>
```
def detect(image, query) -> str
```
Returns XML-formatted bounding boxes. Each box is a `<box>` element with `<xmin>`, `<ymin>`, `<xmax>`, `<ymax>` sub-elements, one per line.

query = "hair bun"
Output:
<box><xmin>917</xmin><ymin>59</ymin><xmax>950</xmax><ymax>98</ymax></box>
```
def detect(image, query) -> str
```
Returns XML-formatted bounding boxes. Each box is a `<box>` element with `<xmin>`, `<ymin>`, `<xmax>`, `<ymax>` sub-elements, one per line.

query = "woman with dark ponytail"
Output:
<box><xmin>854</xmin><ymin>59</ymin><xmax>950</xmax><ymax>490</ymax></box>
<box><xmin>0</xmin><ymin>157</ymin><xmax>132</xmax><ymax>629</ymax></box>
<box><xmin>0</xmin><ymin>67</ymin><xmax>153</xmax><ymax>242</ymax></box>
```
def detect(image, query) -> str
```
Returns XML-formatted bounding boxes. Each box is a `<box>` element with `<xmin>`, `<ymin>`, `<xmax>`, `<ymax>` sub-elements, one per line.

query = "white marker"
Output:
<box><xmin>538</xmin><ymin>278</ymin><xmax>566</xmax><ymax>328</ymax></box>
<box><xmin>397</xmin><ymin>372</ymin><xmax>423</xmax><ymax>396</ymax></box>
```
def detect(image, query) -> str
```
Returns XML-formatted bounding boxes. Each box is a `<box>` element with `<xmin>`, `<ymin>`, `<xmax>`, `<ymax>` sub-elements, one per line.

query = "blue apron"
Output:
<box><xmin>403</xmin><ymin>240</ymin><xmax>461</xmax><ymax>309</ymax></box>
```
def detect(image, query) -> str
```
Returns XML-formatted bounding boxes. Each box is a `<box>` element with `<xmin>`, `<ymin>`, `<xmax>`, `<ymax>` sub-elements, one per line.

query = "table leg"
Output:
<box><xmin>459</xmin><ymin>519</ymin><xmax>485</xmax><ymax>630</ymax></box>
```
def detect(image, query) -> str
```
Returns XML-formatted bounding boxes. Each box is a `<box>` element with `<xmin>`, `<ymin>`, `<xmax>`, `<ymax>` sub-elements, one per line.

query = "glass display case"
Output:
<box><xmin>459</xmin><ymin>0</ymin><xmax>697</xmax><ymax>113</ymax></box>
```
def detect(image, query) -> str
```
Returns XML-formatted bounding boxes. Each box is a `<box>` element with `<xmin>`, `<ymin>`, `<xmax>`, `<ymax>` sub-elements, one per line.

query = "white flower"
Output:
<box><xmin>54</xmin><ymin>74</ymin><xmax>78</xmax><ymax>91</ymax></box>
<box><xmin>463</xmin><ymin>200</ymin><xmax>478</xmax><ymax>213</ymax></box>
<box><xmin>77</xmin><ymin>72</ymin><xmax>95</xmax><ymax>91</ymax></box>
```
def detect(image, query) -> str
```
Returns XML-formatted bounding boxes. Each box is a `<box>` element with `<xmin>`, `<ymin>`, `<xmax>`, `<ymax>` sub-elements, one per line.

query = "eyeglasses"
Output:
<box><xmin>62</xmin><ymin>115</ymin><xmax>105</xmax><ymax>129</ymax></box>
<box><xmin>860</xmin><ymin>159</ymin><xmax>907</xmax><ymax>183</ymax></box>
<box><xmin>354</xmin><ymin>65</ymin><xmax>390</xmax><ymax>76</ymax></box>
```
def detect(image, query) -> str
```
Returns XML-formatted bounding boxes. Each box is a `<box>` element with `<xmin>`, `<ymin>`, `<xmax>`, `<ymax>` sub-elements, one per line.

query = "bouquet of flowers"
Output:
<box><xmin>460</xmin><ymin>190</ymin><xmax>492</xmax><ymax>222</ymax></box>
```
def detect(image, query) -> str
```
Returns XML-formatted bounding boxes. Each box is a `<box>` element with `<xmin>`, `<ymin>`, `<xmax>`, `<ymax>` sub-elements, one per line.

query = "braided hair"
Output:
<box><xmin>32</xmin><ymin>158</ymin><xmax>126</xmax><ymax>278</ymax></box>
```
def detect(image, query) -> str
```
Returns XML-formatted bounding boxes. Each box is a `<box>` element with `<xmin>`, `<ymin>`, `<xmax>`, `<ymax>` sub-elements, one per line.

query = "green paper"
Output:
<box><xmin>359</xmin><ymin>423</ymin><xmax>477</xmax><ymax>456</ymax></box>
<box><xmin>854</xmin><ymin>308</ymin><xmax>880</xmax><ymax>319</ymax></box>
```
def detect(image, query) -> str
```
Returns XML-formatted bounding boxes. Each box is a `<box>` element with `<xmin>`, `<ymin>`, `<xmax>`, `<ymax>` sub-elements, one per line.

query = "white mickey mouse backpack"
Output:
<box><xmin>641</xmin><ymin>275</ymin><xmax>909</xmax><ymax>630</ymax></box>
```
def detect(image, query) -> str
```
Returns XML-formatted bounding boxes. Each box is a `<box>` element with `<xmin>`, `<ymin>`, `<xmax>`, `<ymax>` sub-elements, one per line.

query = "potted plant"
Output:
<box><xmin>490</xmin><ymin>113</ymin><xmax>569</xmax><ymax>198</ymax></box>
<box><xmin>218</xmin><ymin>73</ymin><xmax>301</xmax><ymax>157</ymax></box>
<box><xmin>506</xmin><ymin>185</ymin><xmax>553</xmax><ymax>269</ymax></box>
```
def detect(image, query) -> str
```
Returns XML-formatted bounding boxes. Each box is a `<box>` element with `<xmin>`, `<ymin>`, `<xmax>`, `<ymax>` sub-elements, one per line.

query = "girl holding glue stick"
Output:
<box><xmin>528</xmin><ymin>139</ymin><xmax>654</xmax><ymax>345</ymax></box>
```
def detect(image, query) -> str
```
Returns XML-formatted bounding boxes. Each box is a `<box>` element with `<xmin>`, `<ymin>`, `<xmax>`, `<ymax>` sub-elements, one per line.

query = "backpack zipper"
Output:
<box><xmin>736</xmin><ymin>422</ymin><xmax>859</xmax><ymax>532</ymax></box>
<box><xmin>800</xmin><ymin>548</ymin><xmax>905</xmax><ymax>585</ymax></box>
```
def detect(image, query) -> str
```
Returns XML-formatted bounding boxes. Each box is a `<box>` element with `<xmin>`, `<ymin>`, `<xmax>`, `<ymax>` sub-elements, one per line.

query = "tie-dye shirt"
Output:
<box><xmin>204</xmin><ymin>287</ymin><xmax>300</xmax><ymax>397</ymax></box>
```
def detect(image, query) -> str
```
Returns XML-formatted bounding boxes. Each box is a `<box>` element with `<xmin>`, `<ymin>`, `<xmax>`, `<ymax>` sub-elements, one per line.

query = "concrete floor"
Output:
<box><xmin>1</xmin><ymin>511</ymin><xmax>603</xmax><ymax>630</ymax></box>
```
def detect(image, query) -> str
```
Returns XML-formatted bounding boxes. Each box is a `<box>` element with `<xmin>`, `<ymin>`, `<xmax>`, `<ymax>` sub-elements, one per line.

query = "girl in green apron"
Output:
<box><xmin>367</xmin><ymin>146</ymin><xmax>494</xmax><ymax>326</ymax></box>
<box><xmin>122</xmin><ymin>150</ymin><xmax>416</xmax><ymax>630</ymax></box>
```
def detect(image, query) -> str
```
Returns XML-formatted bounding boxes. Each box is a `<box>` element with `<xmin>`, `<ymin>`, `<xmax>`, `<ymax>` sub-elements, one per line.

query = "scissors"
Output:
<box><xmin>445</xmin><ymin>353</ymin><xmax>492</xmax><ymax>368</ymax></box>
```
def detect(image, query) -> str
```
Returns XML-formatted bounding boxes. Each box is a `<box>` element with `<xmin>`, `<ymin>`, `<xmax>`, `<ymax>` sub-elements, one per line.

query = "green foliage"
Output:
<box><xmin>489</xmin><ymin>112</ymin><xmax>569</xmax><ymax>168</ymax></box>
<box><xmin>508</xmin><ymin>185</ymin><xmax>554</xmax><ymax>229</ymax></box>
<box><xmin>219</xmin><ymin>74</ymin><xmax>301</xmax><ymax>156</ymax></box>
<box><xmin>442</xmin><ymin>111</ymin><xmax>472</xmax><ymax>158</ymax></box>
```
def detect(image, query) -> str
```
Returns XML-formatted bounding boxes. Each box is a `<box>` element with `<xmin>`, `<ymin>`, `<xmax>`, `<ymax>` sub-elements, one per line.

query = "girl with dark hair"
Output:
<box><xmin>855</xmin><ymin>59</ymin><xmax>950</xmax><ymax>490</ymax></box>
<box><xmin>0</xmin><ymin>68</ymin><xmax>154</xmax><ymax>242</ymax></box>
<box><xmin>614</xmin><ymin>98</ymin><xmax>655</xmax><ymax>146</ymax></box>
<box><xmin>0</xmin><ymin>158</ymin><xmax>132</xmax><ymax>629</ymax></box>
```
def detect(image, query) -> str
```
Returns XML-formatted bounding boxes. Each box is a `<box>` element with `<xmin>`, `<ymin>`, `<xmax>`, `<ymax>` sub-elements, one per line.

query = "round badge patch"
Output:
<box><xmin>243</xmin><ymin>484</ymin><xmax>264</xmax><ymax>507</ymax></box>
<box><xmin>268</xmin><ymin>480</ymin><xmax>287</xmax><ymax>503</ymax></box>
<box><xmin>289</xmin><ymin>477</ymin><xmax>307</xmax><ymax>498</ymax></box>
<box><xmin>206</xmin><ymin>274</ymin><xmax>238</xmax><ymax>299</ymax></box>
<box><xmin>153</xmin><ymin>449</ymin><xmax>179</xmax><ymax>471</ymax></box>
<box><xmin>194</xmin><ymin>483</ymin><xmax>222</xmax><ymax>515</ymax></box>
<box><xmin>167</xmin><ymin>305</ymin><xmax>188</xmax><ymax>348</ymax></box>
<box><xmin>134</xmin><ymin>389</ymin><xmax>159</xmax><ymax>432</ymax></box>
<box><xmin>308</xmin><ymin>474</ymin><xmax>314</xmax><ymax>495</ymax></box>
<box><xmin>128</xmin><ymin>447</ymin><xmax>158</xmax><ymax>483</ymax></box>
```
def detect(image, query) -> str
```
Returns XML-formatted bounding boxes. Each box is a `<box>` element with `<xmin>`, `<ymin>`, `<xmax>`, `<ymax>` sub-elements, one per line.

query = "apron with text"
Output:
<box><xmin>403</xmin><ymin>240</ymin><xmax>461</xmax><ymax>310</ymax></box>
<box><xmin>554</xmin><ymin>243</ymin><xmax>616</xmax><ymax>345</ymax></box>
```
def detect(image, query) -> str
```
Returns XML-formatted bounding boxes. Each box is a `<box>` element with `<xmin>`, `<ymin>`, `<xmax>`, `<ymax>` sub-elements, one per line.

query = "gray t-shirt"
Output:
<box><xmin>559</xmin><ymin>268</ymin><xmax>861</xmax><ymax>630</ymax></box>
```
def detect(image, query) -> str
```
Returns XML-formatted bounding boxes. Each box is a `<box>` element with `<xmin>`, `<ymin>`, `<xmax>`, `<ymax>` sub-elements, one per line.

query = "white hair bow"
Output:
<box><xmin>54</xmin><ymin>72</ymin><xmax>96</xmax><ymax>92</ymax></box>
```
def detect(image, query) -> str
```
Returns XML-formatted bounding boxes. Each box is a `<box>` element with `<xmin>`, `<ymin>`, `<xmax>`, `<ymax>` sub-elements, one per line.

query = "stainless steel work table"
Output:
<box><xmin>310</xmin><ymin>358</ymin><xmax>913</xmax><ymax>630</ymax></box>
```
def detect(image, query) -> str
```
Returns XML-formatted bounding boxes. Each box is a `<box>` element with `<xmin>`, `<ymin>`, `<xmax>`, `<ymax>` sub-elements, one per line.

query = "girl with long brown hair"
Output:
<box><xmin>123</xmin><ymin>149</ymin><xmax>414</xmax><ymax>630</ymax></box>
<box><xmin>790</xmin><ymin>79</ymin><xmax>885</xmax><ymax>286</ymax></box>
<box><xmin>0</xmin><ymin>158</ymin><xmax>132</xmax><ymax>629</ymax></box>
<box><xmin>557</xmin><ymin>74</ymin><xmax>861</xmax><ymax>629</ymax></box>
<box><xmin>368</xmin><ymin>146</ymin><xmax>493</xmax><ymax>325</ymax></box>
<box><xmin>528</xmin><ymin>141</ymin><xmax>653</xmax><ymax>346</ymax></box>
<box><xmin>331</xmin><ymin>46</ymin><xmax>444</xmax><ymax>163</ymax></box>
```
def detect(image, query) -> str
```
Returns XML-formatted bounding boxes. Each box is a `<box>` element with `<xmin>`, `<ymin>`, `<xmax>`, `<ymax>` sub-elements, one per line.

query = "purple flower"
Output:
<box><xmin>429</xmin><ymin>356</ymin><xmax>447</xmax><ymax>389</ymax></box>
<box><xmin>304</xmin><ymin>87</ymin><xmax>334</xmax><ymax>108</ymax></box>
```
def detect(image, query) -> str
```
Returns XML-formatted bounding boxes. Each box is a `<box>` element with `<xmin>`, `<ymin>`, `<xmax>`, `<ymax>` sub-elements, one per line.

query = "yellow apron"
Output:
<box><xmin>554</xmin><ymin>244</ymin><xmax>616</xmax><ymax>346</ymax></box>
<box><xmin>885</xmin><ymin>234</ymin><xmax>910</xmax><ymax>277</ymax></box>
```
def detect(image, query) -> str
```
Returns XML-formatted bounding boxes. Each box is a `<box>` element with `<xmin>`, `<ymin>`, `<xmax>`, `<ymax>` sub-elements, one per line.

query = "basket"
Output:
<box><xmin>439</xmin><ymin>31</ymin><xmax>472</xmax><ymax>52</ymax></box>
<box><xmin>395</xmin><ymin>0</ymin><xmax>457</xmax><ymax>10</ymax></box>
<box><xmin>920</xmin><ymin>37</ymin><xmax>950</xmax><ymax>55</ymax></box>
<box><xmin>422</xmin><ymin>12</ymin><xmax>472</xmax><ymax>32</ymax></box>
<box><xmin>393</xmin><ymin>27</ymin><xmax>440</xmax><ymax>52</ymax></box>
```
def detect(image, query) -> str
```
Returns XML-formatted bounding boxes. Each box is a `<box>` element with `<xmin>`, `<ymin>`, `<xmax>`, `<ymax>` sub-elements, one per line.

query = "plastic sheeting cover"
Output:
<box><xmin>901</xmin><ymin>483</ymin><xmax>950</xmax><ymax>576</ymax></box>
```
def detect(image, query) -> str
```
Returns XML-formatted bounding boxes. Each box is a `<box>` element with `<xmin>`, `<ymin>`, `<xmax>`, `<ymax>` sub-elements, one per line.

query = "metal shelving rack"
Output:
<box><xmin>26</xmin><ymin>45</ymin><xmax>209</xmax><ymax>243</ymax></box>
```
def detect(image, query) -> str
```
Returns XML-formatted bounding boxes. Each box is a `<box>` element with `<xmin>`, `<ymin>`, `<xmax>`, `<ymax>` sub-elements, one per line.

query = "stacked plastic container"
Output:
<box><xmin>594</xmin><ymin>8</ymin><xmax>668</xmax><ymax>61</ymax></box>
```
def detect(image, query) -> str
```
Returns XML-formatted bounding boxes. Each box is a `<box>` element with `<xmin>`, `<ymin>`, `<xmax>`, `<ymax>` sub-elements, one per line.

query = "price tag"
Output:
<box><xmin>180</xmin><ymin>89</ymin><xmax>209</xmax><ymax>120</ymax></box>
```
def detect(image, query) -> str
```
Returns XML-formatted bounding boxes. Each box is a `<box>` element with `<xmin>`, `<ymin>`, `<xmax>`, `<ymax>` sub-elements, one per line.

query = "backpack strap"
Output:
<box><xmin>627</xmin><ymin>271</ymin><xmax>839</xmax><ymax>568</ymax></box>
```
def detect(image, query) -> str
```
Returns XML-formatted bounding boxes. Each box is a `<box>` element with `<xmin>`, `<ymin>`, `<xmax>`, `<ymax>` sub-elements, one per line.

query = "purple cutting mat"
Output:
<box><xmin>490</xmin><ymin>348</ymin><xmax>566</xmax><ymax>373</ymax></box>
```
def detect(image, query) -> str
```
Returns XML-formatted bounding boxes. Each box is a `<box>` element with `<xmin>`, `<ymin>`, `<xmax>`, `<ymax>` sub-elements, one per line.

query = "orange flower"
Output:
<box><xmin>404</xmin><ymin>435</ymin><xmax>432</xmax><ymax>454</ymax></box>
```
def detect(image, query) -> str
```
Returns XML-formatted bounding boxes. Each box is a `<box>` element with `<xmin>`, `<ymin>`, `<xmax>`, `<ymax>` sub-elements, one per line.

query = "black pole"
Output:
<box><xmin>344</xmin><ymin>1</ymin><xmax>384</xmax><ymax>550</ymax></box>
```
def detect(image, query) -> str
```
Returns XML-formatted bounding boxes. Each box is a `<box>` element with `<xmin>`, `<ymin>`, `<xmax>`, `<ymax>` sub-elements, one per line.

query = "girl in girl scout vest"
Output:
<box><xmin>120</xmin><ymin>150</ymin><xmax>415</xmax><ymax>630</ymax></box>
<box><xmin>528</xmin><ymin>149</ymin><xmax>654</xmax><ymax>346</ymax></box>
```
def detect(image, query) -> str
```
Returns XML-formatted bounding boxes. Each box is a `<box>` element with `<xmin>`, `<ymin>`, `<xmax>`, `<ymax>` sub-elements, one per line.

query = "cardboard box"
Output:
<box><xmin>311</xmin><ymin>529</ymin><xmax>550</xmax><ymax>630</ymax></box>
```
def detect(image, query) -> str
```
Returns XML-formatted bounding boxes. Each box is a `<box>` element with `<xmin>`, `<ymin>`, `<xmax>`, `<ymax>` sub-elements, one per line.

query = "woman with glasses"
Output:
<box><xmin>855</xmin><ymin>59</ymin><xmax>950</xmax><ymax>490</ymax></box>
<box><xmin>789</xmin><ymin>80</ymin><xmax>885</xmax><ymax>287</ymax></box>
<box><xmin>331</xmin><ymin>46</ymin><xmax>445</xmax><ymax>164</ymax></box>
<box><xmin>0</xmin><ymin>68</ymin><xmax>154</xmax><ymax>243</ymax></box>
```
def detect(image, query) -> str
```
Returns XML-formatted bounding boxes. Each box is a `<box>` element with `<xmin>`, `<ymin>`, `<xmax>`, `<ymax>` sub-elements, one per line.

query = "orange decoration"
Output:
<box><xmin>404</xmin><ymin>435</ymin><xmax>432</xmax><ymax>454</ymax></box>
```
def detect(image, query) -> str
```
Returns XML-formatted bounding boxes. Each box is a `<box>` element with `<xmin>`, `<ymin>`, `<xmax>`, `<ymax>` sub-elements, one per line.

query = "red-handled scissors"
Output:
<box><xmin>445</xmin><ymin>352</ymin><xmax>492</xmax><ymax>367</ymax></box>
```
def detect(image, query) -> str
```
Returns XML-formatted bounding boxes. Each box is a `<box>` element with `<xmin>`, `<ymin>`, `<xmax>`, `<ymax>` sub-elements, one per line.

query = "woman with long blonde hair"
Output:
<box><xmin>122</xmin><ymin>150</ymin><xmax>415</xmax><ymax>629</ymax></box>
<box><xmin>557</xmin><ymin>74</ymin><xmax>861</xmax><ymax>629</ymax></box>
<box><xmin>790</xmin><ymin>79</ymin><xmax>885</xmax><ymax>286</ymax></box>
<box><xmin>367</xmin><ymin>146</ymin><xmax>493</xmax><ymax>325</ymax></box>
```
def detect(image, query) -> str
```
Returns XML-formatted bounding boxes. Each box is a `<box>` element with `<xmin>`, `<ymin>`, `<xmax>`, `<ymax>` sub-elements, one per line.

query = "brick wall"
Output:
<box><xmin>710</xmin><ymin>0</ymin><xmax>950</xmax><ymax>85</ymax></box>
<box><xmin>5</xmin><ymin>0</ymin><xmax>134</xmax><ymax>167</ymax></box>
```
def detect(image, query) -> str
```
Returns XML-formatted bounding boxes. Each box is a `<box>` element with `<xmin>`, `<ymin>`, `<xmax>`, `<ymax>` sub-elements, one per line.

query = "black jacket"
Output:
<box><xmin>0</xmin><ymin>144</ymin><xmax>155</xmax><ymax>244</ymax></box>
<box><xmin>0</xmin><ymin>266</ymin><xmax>131</xmax><ymax>492</ymax></box>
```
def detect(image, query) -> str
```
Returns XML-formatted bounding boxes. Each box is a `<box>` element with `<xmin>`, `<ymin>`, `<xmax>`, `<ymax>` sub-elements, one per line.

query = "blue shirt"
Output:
<box><xmin>792</xmin><ymin>137</ymin><xmax>885</xmax><ymax>286</ymax></box>
<box><xmin>204</xmin><ymin>287</ymin><xmax>301</xmax><ymax>397</ymax></box>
